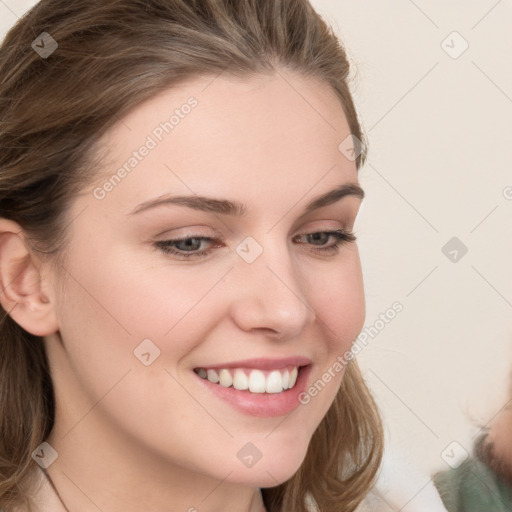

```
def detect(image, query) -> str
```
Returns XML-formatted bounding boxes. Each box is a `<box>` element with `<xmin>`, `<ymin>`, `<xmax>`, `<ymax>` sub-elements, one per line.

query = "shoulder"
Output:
<box><xmin>1</xmin><ymin>467</ymin><xmax>67</xmax><ymax>512</ymax></box>
<box><xmin>433</xmin><ymin>456</ymin><xmax>512</xmax><ymax>511</ymax></box>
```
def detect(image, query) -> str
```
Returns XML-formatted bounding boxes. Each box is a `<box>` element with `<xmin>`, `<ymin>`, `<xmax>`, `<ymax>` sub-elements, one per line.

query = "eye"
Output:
<box><xmin>293</xmin><ymin>229</ymin><xmax>356</xmax><ymax>254</ymax></box>
<box><xmin>154</xmin><ymin>236</ymin><xmax>220</xmax><ymax>259</ymax></box>
<box><xmin>154</xmin><ymin>229</ymin><xmax>356</xmax><ymax>260</ymax></box>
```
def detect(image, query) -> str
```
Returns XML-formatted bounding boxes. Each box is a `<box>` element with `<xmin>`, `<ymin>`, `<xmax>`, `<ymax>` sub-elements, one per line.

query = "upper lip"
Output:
<box><xmin>194</xmin><ymin>356</ymin><xmax>312</xmax><ymax>371</ymax></box>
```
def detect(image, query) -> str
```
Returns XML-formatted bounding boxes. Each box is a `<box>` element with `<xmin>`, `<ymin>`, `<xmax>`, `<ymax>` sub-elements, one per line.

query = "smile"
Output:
<box><xmin>194</xmin><ymin>365</ymin><xmax>300</xmax><ymax>394</ymax></box>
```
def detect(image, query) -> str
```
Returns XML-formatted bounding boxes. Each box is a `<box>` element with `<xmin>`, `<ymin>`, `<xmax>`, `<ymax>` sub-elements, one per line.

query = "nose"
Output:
<box><xmin>228</xmin><ymin>239</ymin><xmax>316</xmax><ymax>339</ymax></box>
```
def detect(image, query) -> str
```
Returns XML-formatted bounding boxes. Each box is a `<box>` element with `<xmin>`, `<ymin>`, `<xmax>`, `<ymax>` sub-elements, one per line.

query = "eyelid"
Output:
<box><xmin>294</xmin><ymin>228</ymin><xmax>356</xmax><ymax>241</ymax></box>
<box><xmin>293</xmin><ymin>219</ymin><xmax>353</xmax><ymax>234</ymax></box>
<box><xmin>153</xmin><ymin>225</ymin><xmax>224</xmax><ymax>240</ymax></box>
<box><xmin>152</xmin><ymin>218</ymin><xmax>352</xmax><ymax>241</ymax></box>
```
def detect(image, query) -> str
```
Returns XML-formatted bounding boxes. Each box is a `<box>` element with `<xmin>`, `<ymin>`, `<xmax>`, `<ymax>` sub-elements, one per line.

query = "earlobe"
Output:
<box><xmin>0</xmin><ymin>218</ymin><xmax>59</xmax><ymax>337</ymax></box>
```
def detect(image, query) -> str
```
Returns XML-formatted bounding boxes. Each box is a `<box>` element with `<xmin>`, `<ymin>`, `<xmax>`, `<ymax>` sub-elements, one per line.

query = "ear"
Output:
<box><xmin>0</xmin><ymin>218</ymin><xmax>59</xmax><ymax>337</ymax></box>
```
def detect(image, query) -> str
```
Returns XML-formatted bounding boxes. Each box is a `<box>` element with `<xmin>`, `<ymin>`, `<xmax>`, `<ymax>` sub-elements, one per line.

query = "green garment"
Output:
<box><xmin>433</xmin><ymin>457</ymin><xmax>512</xmax><ymax>511</ymax></box>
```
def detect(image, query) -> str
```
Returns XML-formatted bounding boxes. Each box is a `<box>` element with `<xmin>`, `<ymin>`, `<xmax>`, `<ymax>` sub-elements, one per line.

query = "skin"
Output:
<box><xmin>0</xmin><ymin>68</ymin><xmax>365</xmax><ymax>512</ymax></box>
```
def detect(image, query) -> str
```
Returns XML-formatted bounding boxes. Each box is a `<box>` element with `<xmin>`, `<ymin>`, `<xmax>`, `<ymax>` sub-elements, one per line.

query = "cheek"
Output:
<box><xmin>52</xmin><ymin>253</ymin><xmax>232</xmax><ymax>453</ymax></box>
<box><xmin>307</xmin><ymin>249</ymin><xmax>366</xmax><ymax>352</ymax></box>
<box><xmin>58</xmin><ymin>241</ymin><xmax>226</xmax><ymax>341</ymax></box>
<box><xmin>296</xmin><ymin>251</ymin><xmax>365</xmax><ymax>414</ymax></box>
<box><xmin>52</xmin><ymin>244</ymin><xmax>239</xmax><ymax>426</ymax></box>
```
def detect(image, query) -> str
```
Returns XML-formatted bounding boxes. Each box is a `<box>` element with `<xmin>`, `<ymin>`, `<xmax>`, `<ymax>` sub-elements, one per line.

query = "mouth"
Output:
<box><xmin>192</xmin><ymin>358</ymin><xmax>313</xmax><ymax>417</ymax></box>
<box><xmin>193</xmin><ymin>365</ymin><xmax>303</xmax><ymax>394</ymax></box>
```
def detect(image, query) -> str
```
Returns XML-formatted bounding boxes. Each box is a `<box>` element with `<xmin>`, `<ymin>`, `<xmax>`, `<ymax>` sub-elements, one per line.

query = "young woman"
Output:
<box><xmin>0</xmin><ymin>1</ymin><xmax>383</xmax><ymax>511</ymax></box>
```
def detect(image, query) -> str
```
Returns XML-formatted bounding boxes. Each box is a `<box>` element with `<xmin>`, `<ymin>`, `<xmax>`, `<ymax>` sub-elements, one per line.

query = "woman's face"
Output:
<box><xmin>44</xmin><ymin>69</ymin><xmax>365</xmax><ymax>488</ymax></box>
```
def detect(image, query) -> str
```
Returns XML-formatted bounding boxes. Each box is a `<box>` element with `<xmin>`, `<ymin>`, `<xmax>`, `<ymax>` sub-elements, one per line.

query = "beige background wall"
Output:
<box><xmin>1</xmin><ymin>0</ymin><xmax>511</xmax><ymax>507</ymax></box>
<box><xmin>308</xmin><ymin>0</ymin><xmax>512</xmax><ymax>488</ymax></box>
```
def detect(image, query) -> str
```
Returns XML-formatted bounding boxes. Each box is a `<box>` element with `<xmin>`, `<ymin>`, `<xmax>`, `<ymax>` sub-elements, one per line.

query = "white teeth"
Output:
<box><xmin>206</xmin><ymin>369</ymin><xmax>219</xmax><ymax>383</ymax></box>
<box><xmin>289</xmin><ymin>367</ymin><xmax>298</xmax><ymax>388</ymax></box>
<box><xmin>248</xmin><ymin>369</ymin><xmax>266</xmax><ymax>393</ymax></box>
<box><xmin>281</xmin><ymin>369</ymin><xmax>289</xmax><ymax>390</ymax></box>
<box><xmin>233</xmin><ymin>368</ymin><xmax>249</xmax><ymax>390</ymax></box>
<box><xmin>265</xmin><ymin>370</ymin><xmax>283</xmax><ymax>393</ymax></box>
<box><xmin>219</xmin><ymin>369</ymin><xmax>233</xmax><ymax>387</ymax></box>
<box><xmin>196</xmin><ymin>366</ymin><xmax>302</xmax><ymax>394</ymax></box>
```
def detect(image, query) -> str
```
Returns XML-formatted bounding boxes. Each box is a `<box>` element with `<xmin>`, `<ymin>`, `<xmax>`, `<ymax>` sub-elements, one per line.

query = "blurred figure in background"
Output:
<box><xmin>434</xmin><ymin>381</ymin><xmax>512</xmax><ymax>511</ymax></box>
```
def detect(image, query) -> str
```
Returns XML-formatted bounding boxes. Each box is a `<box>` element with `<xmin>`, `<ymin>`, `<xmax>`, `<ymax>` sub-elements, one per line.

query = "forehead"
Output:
<box><xmin>83</xmin><ymin>69</ymin><xmax>357</xmax><ymax>215</ymax></box>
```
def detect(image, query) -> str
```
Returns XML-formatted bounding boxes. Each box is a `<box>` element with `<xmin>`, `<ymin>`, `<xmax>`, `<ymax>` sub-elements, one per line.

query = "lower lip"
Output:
<box><xmin>194</xmin><ymin>365</ymin><xmax>312</xmax><ymax>418</ymax></box>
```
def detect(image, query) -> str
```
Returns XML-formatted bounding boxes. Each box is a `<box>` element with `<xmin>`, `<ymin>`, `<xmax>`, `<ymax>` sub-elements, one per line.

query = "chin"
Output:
<box><xmin>224</xmin><ymin>444</ymin><xmax>309</xmax><ymax>488</ymax></box>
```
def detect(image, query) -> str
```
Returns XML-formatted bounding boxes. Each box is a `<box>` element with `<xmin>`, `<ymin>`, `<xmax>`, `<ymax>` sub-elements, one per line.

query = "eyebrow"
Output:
<box><xmin>128</xmin><ymin>182</ymin><xmax>364</xmax><ymax>217</ymax></box>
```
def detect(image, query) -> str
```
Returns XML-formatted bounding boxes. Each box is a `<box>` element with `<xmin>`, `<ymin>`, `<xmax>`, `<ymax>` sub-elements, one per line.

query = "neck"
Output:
<box><xmin>39</xmin><ymin>423</ymin><xmax>266</xmax><ymax>512</ymax></box>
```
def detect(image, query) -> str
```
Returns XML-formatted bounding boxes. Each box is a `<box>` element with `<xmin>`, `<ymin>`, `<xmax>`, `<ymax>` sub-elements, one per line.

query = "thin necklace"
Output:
<box><xmin>40</xmin><ymin>466</ymin><xmax>71</xmax><ymax>512</ymax></box>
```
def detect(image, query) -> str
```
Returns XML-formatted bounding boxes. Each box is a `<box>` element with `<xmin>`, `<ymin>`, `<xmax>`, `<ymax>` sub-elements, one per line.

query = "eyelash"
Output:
<box><xmin>154</xmin><ymin>229</ymin><xmax>356</xmax><ymax>260</ymax></box>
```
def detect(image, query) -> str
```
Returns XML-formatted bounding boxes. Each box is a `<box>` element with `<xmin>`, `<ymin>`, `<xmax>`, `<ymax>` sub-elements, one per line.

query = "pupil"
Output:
<box><xmin>180</xmin><ymin>238</ymin><xmax>201</xmax><ymax>251</ymax></box>
<box><xmin>310</xmin><ymin>233</ymin><xmax>327</xmax><ymax>245</ymax></box>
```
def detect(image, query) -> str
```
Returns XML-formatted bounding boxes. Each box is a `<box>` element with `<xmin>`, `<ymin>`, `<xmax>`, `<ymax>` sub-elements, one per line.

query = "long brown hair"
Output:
<box><xmin>0</xmin><ymin>1</ymin><xmax>383</xmax><ymax>510</ymax></box>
